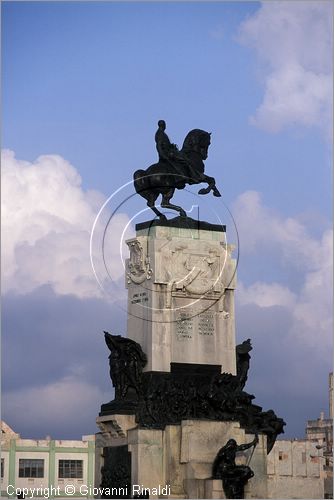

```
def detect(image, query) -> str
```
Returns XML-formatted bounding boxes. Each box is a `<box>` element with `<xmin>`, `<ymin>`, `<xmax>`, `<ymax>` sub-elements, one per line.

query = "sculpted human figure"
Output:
<box><xmin>236</xmin><ymin>339</ymin><xmax>252</xmax><ymax>390</ymax></box>
<box><xmin>134</xmin><ymin>120</ymin><xmax>221</xmax><ymax>219</ymax></box>
<box><xmin>154</xmin><ymin>120</ymin><xmax>200</xmax><ymax>186</ymax></box>
<box><xmin>212</xmin><ymin>435</ymin><xmax>258</xmax><ymax>499</ymax></box>
<box><xmin>104</xmin><ymin>332</ymin><xmax>147</xmax><ymax>400</ymax></box>
<box><xmin>155</xmin><ymin>120</ymin><xmax>179</xmax><ymax>163</ymax></box>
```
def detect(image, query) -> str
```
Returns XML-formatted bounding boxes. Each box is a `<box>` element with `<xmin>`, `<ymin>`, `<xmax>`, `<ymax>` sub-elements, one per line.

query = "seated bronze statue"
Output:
<box><xmin>212</xmin><ymin>435</ymin><xmax>258</xmax><ymax>499</ymax></box>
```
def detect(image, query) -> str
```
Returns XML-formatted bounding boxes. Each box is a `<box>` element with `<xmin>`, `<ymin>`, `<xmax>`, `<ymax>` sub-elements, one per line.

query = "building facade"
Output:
<box><xmin>306</xmin><ymin>412</ymin><xmax>333</xmax><ymax>446</ymax></box>
<box><xmin>303</xmin><ymin>373</ymin><xmax>334</xmax><ymax>499</ymax></box>
<box><xmin>1</xmin><ymin>422</ymin><xmax>95</xmax><ymax>499</ymax></box>
<box><xmin>329</xmin><ymin>372</ymin><xmax>333</xmax><ymax>420</ymax></box>
<box><xmin>267</xmin><ymin>438</ymin><xmax>324</xmax><ymax>498</ymax></box>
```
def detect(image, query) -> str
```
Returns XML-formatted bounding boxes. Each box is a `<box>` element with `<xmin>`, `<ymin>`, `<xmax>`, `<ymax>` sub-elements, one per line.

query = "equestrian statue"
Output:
<box><xmin>134</xmin><ymin>120</ymin><xmax>221</xmax><ymax>219</ymax></box>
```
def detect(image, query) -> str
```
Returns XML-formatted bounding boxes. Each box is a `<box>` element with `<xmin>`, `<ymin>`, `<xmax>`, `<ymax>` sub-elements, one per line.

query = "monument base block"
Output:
<box><xmin>96</xmin><ymin>217</ymin><xmax>285</xmax><ymax>498</ymax></box>
<box><xmin>95</xmin><ymin>416</ymin><xmax>268</xmax><ymax>499</ymax></box>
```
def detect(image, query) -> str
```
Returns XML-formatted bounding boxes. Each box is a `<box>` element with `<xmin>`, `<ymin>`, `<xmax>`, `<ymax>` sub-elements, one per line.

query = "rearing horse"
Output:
<box><xmin>134</xmin><ymin>127</ymin><xmax>221</xmax><ymax>220</ymax></box>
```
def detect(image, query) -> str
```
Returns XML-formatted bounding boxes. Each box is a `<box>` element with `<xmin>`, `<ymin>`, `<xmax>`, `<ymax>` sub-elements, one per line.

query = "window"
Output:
<box><xmin>19</xmin><ymin>459</ymin><xmax>44</xmax><ymax>478</ymax></box>
<box><xmin>1</xmin><ymin>458</ymin><xmax>4</xmax><ymax>478</ymax></box>
<box><xmin>58</xmin><ymin>460</ymin><xmax>83</xmax><ymax>479</ymax></box>
<box><xmin>279</xmin><ymin>451</ymin><xmax>283</xmax><ymax>460</ymax></box>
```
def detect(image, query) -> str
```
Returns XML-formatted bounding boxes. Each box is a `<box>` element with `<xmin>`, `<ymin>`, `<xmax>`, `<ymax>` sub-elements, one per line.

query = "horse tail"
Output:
<box><xmin>134</xmin><ymin>169</ymin><xmax>150</xmax><ymax>196</ymax></box>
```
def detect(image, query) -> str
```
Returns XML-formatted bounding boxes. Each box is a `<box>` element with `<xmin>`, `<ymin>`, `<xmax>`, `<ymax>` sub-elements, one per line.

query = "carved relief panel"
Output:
<box><xmin>126</xmin><ymin>238</ymin><xmax>152</xmax><ymax>285</ymax></box>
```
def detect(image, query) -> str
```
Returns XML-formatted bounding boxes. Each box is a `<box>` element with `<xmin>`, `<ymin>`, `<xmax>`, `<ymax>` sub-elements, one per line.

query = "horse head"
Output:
<box><xmin>181</xmin><ymin>129</ymin><xmax>211</xmax><ymax>160</ymax></box>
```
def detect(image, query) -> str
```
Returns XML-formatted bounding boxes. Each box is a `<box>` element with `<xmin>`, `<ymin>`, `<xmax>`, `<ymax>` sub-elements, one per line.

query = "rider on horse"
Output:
<box><xmin>134</xmin><ymin>121</ymin><xmax>221</xmax><ymax>219</ymax></box>
<box><xmin>155</xmin><ymin>120</ymin><xmax>202</xmax><ymax>185</ymax></box>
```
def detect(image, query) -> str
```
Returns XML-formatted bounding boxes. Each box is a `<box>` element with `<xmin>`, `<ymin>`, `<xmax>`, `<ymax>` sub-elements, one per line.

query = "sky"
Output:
<box><xmin>1</xmin><ymin>1</ymin><xmax>333</xmax><ymax>440</ymax></box>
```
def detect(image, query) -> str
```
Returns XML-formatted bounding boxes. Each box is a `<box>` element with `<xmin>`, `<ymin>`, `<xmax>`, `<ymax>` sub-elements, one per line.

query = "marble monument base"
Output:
<box><xmin>95</xmin><ymin>416</ymin><xmax>268</xmax><ymax>499</ymax></box>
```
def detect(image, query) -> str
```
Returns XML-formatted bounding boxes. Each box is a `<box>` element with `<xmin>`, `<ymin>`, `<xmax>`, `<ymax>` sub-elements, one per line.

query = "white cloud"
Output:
<box><xmin>292</xmin><ymin>229</ymin><xmax>333</xmax><ymax>341</ymax></box>
<box><xmin>2</xmin><ymin>149</ymin><xmax>131</xmax><ymax>298</ymax></box>
<box><xmin>232</xmin><ymin>190</ymin><xmax>325</xmax><ymax>269</ymax></box>
<box><xmin>233</xmin><ymin>191</ymin><xmax>332</xmax><ymax>353</ymax></box>
<box><xmin>238</xmin><ymin>281</ymin><xmax>297</xmax><ymax>309</ymax></box>
<box><xmin>4</xmin><ymin>376</ymin><xmax>109</xmax><ymax>431</ymax></box>
<box><xmin>238</xmin><ymin>1</ymin><xmax>333</xmax><ymax>136</ymax></box>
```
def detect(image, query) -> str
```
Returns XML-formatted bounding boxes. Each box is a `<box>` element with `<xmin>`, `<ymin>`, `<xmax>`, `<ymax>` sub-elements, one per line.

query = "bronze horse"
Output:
<box><xmin>134</xmin><ymin>126</ymin><xmax>221</xmax><ymax>220</ymax></box>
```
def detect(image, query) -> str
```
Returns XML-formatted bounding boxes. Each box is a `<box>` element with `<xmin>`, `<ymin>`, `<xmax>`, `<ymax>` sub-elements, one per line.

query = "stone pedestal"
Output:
<box><xmin>204</xmin><ymin>480</ymin><xmax>225</xmax><ymax>499</ymax></box>
<box><xmin>95</xmin><ymin>418</ymin><xmax>268</xmax><ymax>499</ymax></box>
<box><xmin>96</xmin><ymin>217</ymin><xmax>285</xmax><ymax>498</ymax></box>
<box><xmin>126</xmin><ymin>218</ymin><xmax>237</xmax><ymax>374</ymax></box>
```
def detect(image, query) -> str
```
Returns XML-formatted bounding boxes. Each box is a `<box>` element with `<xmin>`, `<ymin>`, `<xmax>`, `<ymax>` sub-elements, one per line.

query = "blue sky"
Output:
<box><xmin>3</xmin><ymin>1</ymin><xmax>331</xmax><ymax>215</ymax></box>
<box><xmin>2</xmin><ymin>1</ymin><xmax>332</xmax><ymax>440</ymax></box>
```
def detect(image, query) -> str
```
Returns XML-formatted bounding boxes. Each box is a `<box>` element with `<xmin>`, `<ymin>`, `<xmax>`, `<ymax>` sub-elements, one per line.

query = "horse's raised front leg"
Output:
<box><xmin>198</xmin><ymin>175</ymin><xmax>222</xmax><ymax>197</ymax></box>
<box><xmin>161</xmin><ymin>189</ymin><xmax>187</xmax><ymax>217</ymax></box>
